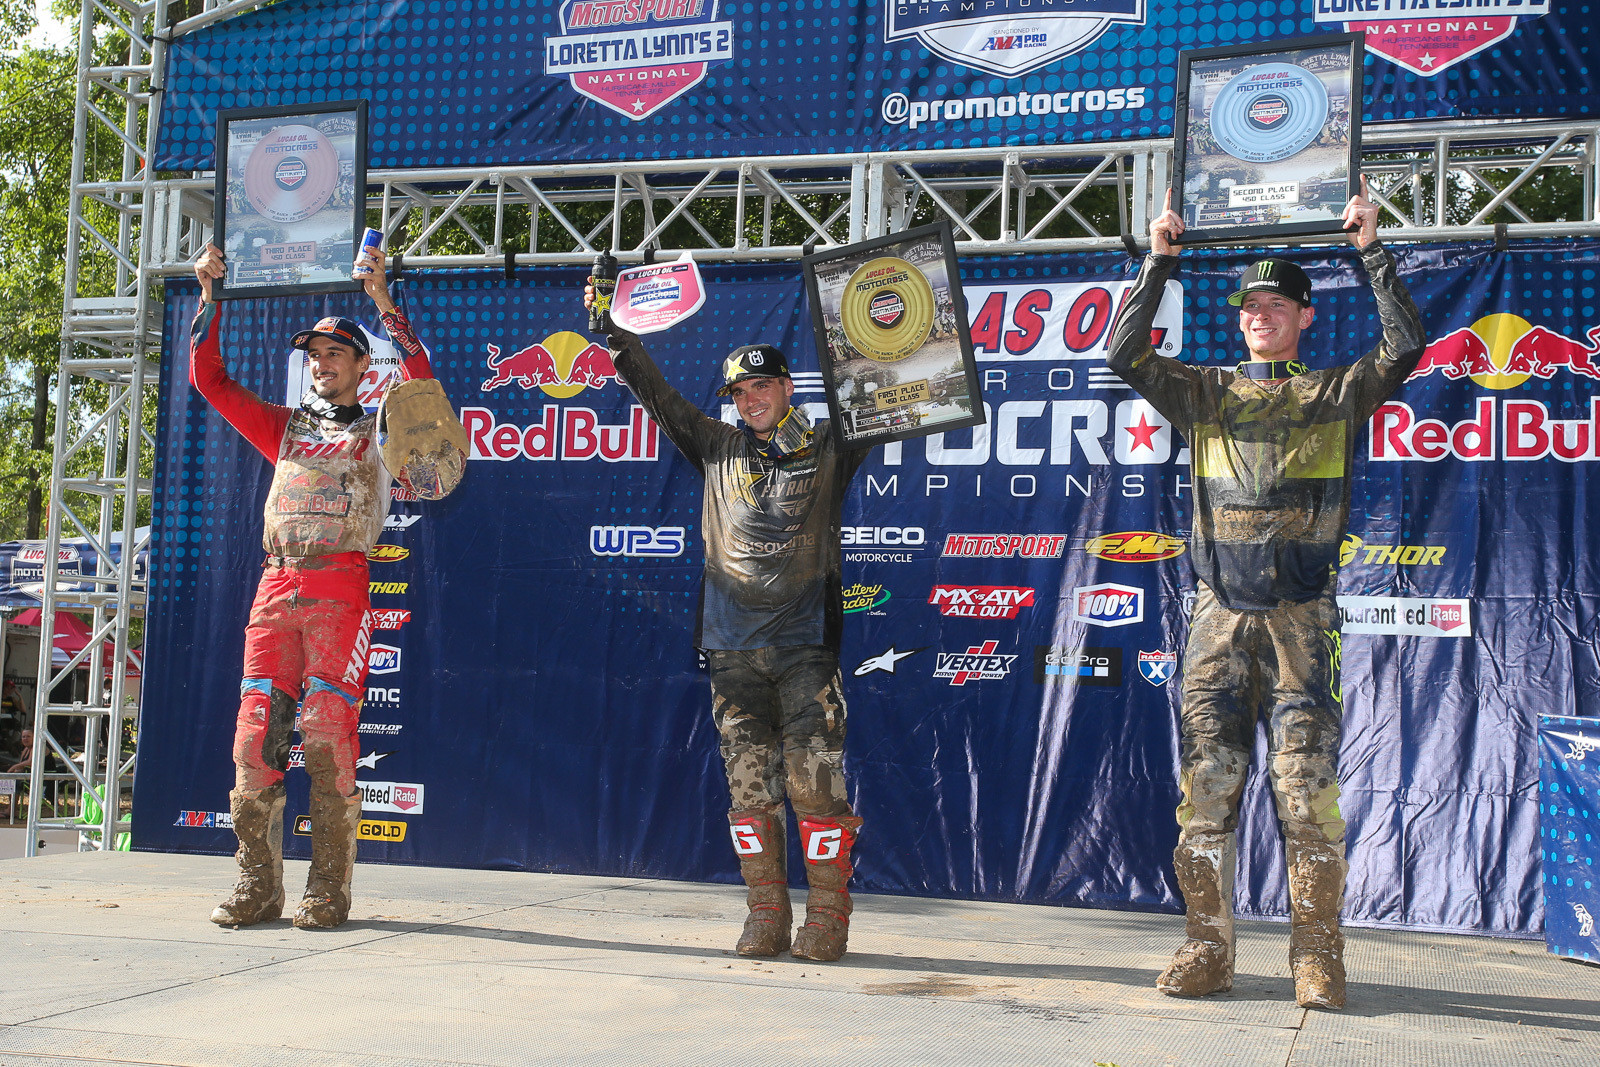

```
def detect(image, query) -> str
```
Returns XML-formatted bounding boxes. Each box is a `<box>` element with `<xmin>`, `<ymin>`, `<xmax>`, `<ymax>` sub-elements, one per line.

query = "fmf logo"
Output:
<box><xmin>843</xmin><ymin>582</ymin><xmax>890</xmax><ymax>613</ymax></box>
<box><xmin>1315</xmin><ymin>2</ymin><xmax>1548</xmax><ymax>77</ymax></box>
<box><xmin>885</xmin><ymin>1</ymin><xmax>1147</xmax><ymax>78</ymax></box>
<box><xmin>1339</xmin><ymin>535</ymin><xmax>1446</xmax><ymax>568</ymax></box>
<box><xmin>1033</xmin><ymin>646</ymin><xmax>1121</xmax><ymax>686</ymax></box>
<box><xmin>173</xmin><ymin>810</ymin><xmax>232</xmax><ymax>828</ymax></box>
<box><xmin>366</xmin><ymin>544</ymin><xmax>410</xmax><ymax>563</ymax></box>
<box><xmin>590</xmin><ymin>525</ymin><xmax>686</xmax><ymax>557</ymax></box>
<box><xmin>359</xmin><ymin>780</ymin><xmax>425</xmax><ymax>814</ymax></box>
<box><xmin>1072</xmin><ymin>583</ymin><xmax>1144</xmax><ymax>627</ymax></box>
<box><xmin>369</xmin><ymin>609</ymin><xmax>411</xmax><ymax>631</ymax></box>
<box><xmin>369</xmin><ymin>581</ymin><xmax>408</xmax><ymax>595</ymax></box>
<box><xmin>943</xmin><ymin>534</ymin><xmax>1066</xmax><ymax>558</ymax></box>
<box><xmin>294</xmin><ymin>815</ymin><xmax>408</xmax><ymax>842</ymax></box>
<box><xmin>545</xmin><ymin>0</ymin><xmax>734</xmax><ymax>121</ymax></box>
<box><xmin>368</xmin><ymin>644</ymin><xmax>402</xmax><ymax>675</ymax></box>
<box><xmin>932</xmin><ymin>640</ymin><xmax>1017</xmax><ymax>685</ymax></box>
<box><xmin>1085</xmin><ymin>531</ymin><xmax>1185</xmax><ymax>562</ymax></box>
<box><xmin>929</xmin><ymin>585</ymin><xmax>1035</xmax><ymax>619</ymax></box>
<box><xmin>481</xmin><ymin>333</ymin><xmax>617</xmax><ymax>395</ymax></box>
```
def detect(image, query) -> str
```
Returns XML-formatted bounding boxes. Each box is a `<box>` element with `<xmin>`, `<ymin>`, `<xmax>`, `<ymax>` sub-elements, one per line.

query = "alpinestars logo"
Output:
<box><xmin>545</xmin><ymin>0</ymin><xmax>734</xmax><ymax>121</ymax></box>
<box><xmin>933</xmin><ymin>640</ymin><xmax>1017</xmax><ymax>685</ymax></box>
<box><xmin>886</xmin><ymin>1</ymin><xmax>1147</xmax><ymax>78</ymax></box>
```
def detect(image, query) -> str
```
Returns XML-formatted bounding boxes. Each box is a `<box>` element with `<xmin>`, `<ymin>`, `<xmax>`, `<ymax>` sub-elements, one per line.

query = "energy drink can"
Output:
<box><xmin>588</xmin><ymin>252</ymin><xmax>619</xmax><ymax>334</ymax></box>
<box><xmin>353</xmin><ymin>228</ymin><xmax>384</xmax><ymax>276</ymax></box>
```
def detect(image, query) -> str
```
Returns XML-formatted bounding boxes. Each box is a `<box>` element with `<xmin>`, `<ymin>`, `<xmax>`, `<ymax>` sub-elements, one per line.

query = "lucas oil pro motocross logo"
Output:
<box><xmin>886</xmin><ymin>0</ymin><xmax>1145</xmax><ymax>78</ymax></box>
<box><xmin>544</xmin><ymin>0</ymin><xmax>734</xmax><ymax>121</ymax></box>
<box><xmin>1315</xmin><ymin>0</ymin><xmax>1549</xmax><ymax>78</ymax></box>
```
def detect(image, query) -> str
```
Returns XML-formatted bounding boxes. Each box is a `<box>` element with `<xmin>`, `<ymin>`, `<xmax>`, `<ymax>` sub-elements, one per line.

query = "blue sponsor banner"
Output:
<box><xmin>1539</xmin><ymin>716</ymin><xmax>1600</xmax><ymax>960</ymax></box>
<box><xmin>136</xmin><ymin>240</ymin><xmax>1600</xmax><ymax>936</ymax></box>
<box><xmin>154</xmin><ymin>1</ymin><xmax>1593</xmax><ymax>169</ymax></box>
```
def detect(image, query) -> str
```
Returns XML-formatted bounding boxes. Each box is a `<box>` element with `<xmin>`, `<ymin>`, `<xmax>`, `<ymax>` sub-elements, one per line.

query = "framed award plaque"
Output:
<box><xmin>802</xmin><ymin>222</ymin><xmax>984</xmax><ymax>449</ymax></box>
<box><xmin>212</xmin><ymin>100</ymin><xmax>368</xmax><ymax>298</ymax></box>
<box><xmin>1172</xmin><ymin>34</ymin><xmax>1364</xmax><ymax>245</ymax></box>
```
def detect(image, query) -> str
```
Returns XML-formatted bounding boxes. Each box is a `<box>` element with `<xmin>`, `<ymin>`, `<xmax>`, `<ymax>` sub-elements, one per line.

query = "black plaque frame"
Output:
<box><xmin>1172</xmin><ymin>33</ymin><xmax>1364</xmax><ymax>246</ymax></box>
<box><xmin>213</xmin><ymin>100</ymin><xmax>368</xmax><ymax>299</ymax></box>
<box><xmin>802</xmin><ymin>221</ymin><xmax>984</xmax><ymax>449</ymax></box>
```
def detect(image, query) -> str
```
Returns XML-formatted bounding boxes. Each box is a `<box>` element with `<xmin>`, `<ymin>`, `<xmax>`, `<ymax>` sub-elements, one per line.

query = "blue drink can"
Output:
<box><xmin>353</xmin><ymin>228</ymin><xmax>384</xmax><ymax>276</ymax></box>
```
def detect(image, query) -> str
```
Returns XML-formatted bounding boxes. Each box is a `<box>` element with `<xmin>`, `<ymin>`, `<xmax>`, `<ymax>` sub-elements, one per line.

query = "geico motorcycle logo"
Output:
<box><xmin>966</xmin><ymin>280</ymin><xmax>1181</xmax><ymax>361</ymax></box>
<box><xmin>840</xmin><ymin>526</ymin><xmax>926</xmax><ymax>546</ymax></box>
<box><xmin>1339</xmin><ymin>535</ymin><xmax>1445</xmax><ymax>568</ymax></box>
<box><xmin>1085</xmin><ymin>531</ymin><xmax>1185</xmax><ymax>562</ymax></box>
<box><xmin>293</xmin><ymin>815</ymin><xmax>408</xmax><ymax>841</ymax></box>
<box><xmin>1374</xmin><ymin>315</ymin><xmax>1600</xmax><ymax>462</ymax></box>
<box><xmin>590</xmin><ymin>525</ymin><xmax>686</xmax><ymax>557</ymax></box>
<box><xmin>1314</xmin><ymin>3</ymin><xmax>1546</xmax><ymax>78</ymax></box>
<box><xmin>481</xmin><ymin>332</ymin><xmax>617</xmax><ymax>396</ymax></box>
<box><xmin>366</xmin><ymin>544</ymin><xmax>410</xmax><ymax>563</ymax></box>
<box><xmin>929</xmin><ymin>585</ymin><xmax>1035</xmax><ymax>619</ymax></box>
<box><xmin>884</xmin><ymin>0</ymin><xmax>1147</xmax><ymax>79</ymax></box>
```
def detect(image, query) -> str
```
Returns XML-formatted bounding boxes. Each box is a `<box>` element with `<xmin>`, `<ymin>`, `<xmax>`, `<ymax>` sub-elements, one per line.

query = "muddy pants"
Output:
<box><xmin>705</xmin><ymin>645</ymin><xmax>854</xmax><ymax>821</ymax></box>
<box><xmin>233</xmin><ymin>553</ymin><xmax>372</xmax><ymax>801</ymax></box>
<box><xmin>1176</xmin><ymin>583</ymin><xmax>1346</xmax><ymax>899</ymax></box>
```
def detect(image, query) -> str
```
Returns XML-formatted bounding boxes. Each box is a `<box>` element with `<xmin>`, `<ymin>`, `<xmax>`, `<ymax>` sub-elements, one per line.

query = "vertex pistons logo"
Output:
<box><xmin>544</xmin><ymin>0</ymin><xmax>734</xmax><ymax>121</ymax></box>
<box><xmin>869</xmin><ymin>290</ymin><xmax>905</xmax><ymax>328</ymax></box>
<box><xmin>886</xmin><ymin>1</ymin><xmax>1147</xmax><ymax>78</ymax></box>
<box><xmin>929</xmin><ymin>585</ymin><xmax>1035</xmax><ymax>619</ymax></box>
<box><xmin>942</xmin><ymin>534</ymin><xmax>1065</xmax><ymax>558</ymax></box>
<box><xmin>933</xmin><ymin>640</ymin><xmax>1017</xmax><ymax>685</ymax></box>
<box><xmin>1072</xmin><ymin>583</ymin><xmax>1144</xmax><ymax>627</ymax></box>
<box><xmin>1316</xmin><ymin>2</ymin><xmax>1548</xmax><ymax>78</ymax></box>
<box><xmin>1373</xmin><ymin>315</ymin><xmax>1600</xmax><ymax>463</ymax></box>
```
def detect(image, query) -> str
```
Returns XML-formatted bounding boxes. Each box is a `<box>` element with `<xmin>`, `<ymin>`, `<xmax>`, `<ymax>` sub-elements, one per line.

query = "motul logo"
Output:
<box><xmin>928</xmin><ymin>585</ymin><xmax>1036</xmax><ymax>619</ymax></box>
<box><xmin>1084</xmin><ymin>531</ymin><xmax>1185</xmax><ymax>562</ymax></box>
<box><xmin>366</xmin><ymin>544</ymin><xmax>410</xmax><ymax>563</ymax></box>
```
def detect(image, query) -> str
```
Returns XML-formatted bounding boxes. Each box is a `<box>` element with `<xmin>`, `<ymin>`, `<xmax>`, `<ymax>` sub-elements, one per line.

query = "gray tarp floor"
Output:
<box><xmin>0</xmin><ymin>852</ymin><xmax>1596</xmax><ymax>1067</ymax></box>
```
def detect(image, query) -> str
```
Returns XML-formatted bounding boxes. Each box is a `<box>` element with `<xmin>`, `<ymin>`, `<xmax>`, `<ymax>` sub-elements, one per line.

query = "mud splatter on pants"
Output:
<box><xmin>233</xmin><ymin>553</ymin><xmax>372</xmax><ymax>801</ymax></box>
<box><xmin>1176</xmin><ymin>583</ymin><xmax>1347</xmax><ymax>925</ymax></box>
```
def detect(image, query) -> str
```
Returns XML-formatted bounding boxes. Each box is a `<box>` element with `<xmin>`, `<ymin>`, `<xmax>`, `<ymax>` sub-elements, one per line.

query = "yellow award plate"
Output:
<box><xmin>840</xmin><ymin>256</ymin><xmax>935</xmax><ymax>362</ymax></box>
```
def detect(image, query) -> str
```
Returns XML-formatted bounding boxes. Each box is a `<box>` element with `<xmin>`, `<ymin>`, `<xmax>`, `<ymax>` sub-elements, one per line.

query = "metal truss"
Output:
<box><xmin>44</xmin><ymin>0</ymin><xmax>1600</xmax><ymax>858</ymax></box>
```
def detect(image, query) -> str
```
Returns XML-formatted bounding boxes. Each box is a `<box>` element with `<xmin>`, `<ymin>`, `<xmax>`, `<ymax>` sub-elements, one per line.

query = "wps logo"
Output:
<box><xmin>368</xmin><ymin>644</ymin><xmax>402</xmax><ymax>674</ymax></box>
<box><xmin>482</xmin><ymin>332</ymin><xmax>617</xmax><ymax>396</ymax></box>
<box><xmin>366</xmin><ymin>544</ymin><xmax>410</xmax><ymax>563</ymax></box>
<box><xmin>590</xmin><ymin>525</ymin><xmax>686</xmax><ymax>557</ymax></box>
<box><xmin>1084</xmin><ymin>531</ymin><xmax>1185</xmax><ymax>563</ymax></box>
<box><xmin>1072</xmin><ymin>583</ymin><xmax>1144</xmax><ymax>627</ymax></box>
<box><xmin>885</xmin><ymin>0</ymin><xmax>1146</xmax><ymax>78</ymax></box>
<box><xmin>929</xmin><ymin>585</ymin><xmax>1035</xmax><ymax>619</ymax></box>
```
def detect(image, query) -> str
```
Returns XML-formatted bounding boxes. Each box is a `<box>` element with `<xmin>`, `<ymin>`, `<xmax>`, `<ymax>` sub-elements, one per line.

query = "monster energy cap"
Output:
<box><xmin>1227</xmin><ymin>259</ymin><xmax>1313</xmax><ymax>307</ymax></box>
<box><xmin>716</xmin><ymin>344</ymin><xmax>790</xmax><ymax>395</ymax></box>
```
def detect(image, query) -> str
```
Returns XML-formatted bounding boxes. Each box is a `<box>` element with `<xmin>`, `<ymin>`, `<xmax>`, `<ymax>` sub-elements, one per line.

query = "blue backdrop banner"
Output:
<box><xmin>137</xmin><ymin>240</ymin><xmax>1600</xmax><ymax>937</ymax></box>
<box><xmin>155</xmin><ymin>1</ymin><xmax>1595</xmax><ymax>169</ymax></box>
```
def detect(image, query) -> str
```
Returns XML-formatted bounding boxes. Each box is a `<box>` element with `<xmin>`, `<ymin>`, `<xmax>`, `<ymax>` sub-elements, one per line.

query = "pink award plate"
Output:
<box><xmin>609</xmin><ymin>254</ymin><xmax>706</xmax><ymax>335</ymax></box>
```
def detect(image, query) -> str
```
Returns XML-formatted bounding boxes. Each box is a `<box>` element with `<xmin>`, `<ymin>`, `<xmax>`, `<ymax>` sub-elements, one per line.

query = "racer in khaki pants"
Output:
<box><xmin>192</xmin><ymin>241</ymin><xmax>465</xmax><ymax>929</ymax></box>
<box><xmin>1106</xmin><ymin>179</ymin><xmax>1426</xmax><ymax>1009</ymax></box>
<box><xmin>586</xmin><ymin>284</ymin><xmax>870</xmax><ymax>961</ymax></box>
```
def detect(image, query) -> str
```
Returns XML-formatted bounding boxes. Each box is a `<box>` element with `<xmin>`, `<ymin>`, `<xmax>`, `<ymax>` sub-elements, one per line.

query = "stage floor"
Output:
<box><xmin>0</xmin><ymin>852</ymin><xmax>1595</xmax><ymax>1066</ymax></box>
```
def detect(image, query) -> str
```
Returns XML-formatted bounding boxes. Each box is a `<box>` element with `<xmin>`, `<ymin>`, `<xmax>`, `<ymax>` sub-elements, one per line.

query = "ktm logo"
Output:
<box><xmin>482</xmin><ymin>331</ymin><xmax>617</xmax><ymax>396</ymax></box>
<box><xmin>367</xmin><ymin>544</ymin><xmax>410</xmax><ymax>563</ymax></box>
<box><xmin>1408</xmin><ymin>314</ymin><xmax>1600</xmax><ymax>391</ymax></box>
<box><xmin>1084</xmin><ymin>531</ymin><xmax>1185</xmax><ymax>562</ymax></box>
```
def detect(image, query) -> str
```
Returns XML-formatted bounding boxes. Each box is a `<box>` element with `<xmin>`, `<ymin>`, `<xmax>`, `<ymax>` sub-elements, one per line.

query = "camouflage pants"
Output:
<box><xmin>706</xmin><ymin>645</ymin><xmax>854</xmax><ymax>820</ymax></box>
<box><xmin>1177</xmin><ymin>584</ymin><xmax>1345</xmax><ymax>854</ymax></box>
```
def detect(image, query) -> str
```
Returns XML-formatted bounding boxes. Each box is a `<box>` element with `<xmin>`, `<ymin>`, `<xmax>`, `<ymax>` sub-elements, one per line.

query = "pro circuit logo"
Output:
<box><xmin>545</xmin><ymin>0</ymin><xmax>734</xmax><ymax>121</ymax></box>
<box><xmin>932</xmin><ymin>640</ymin><xmax>1017</xmax><ymax>685</ymax></box>
<box><xmin>886</xmin><ymin>0</ymin><xmax>1146</xmax><ymax>78</ymax></box>
<box><xmin>1373</xmin><ymin>315</ymin><xmax>1600</xmax><ymax>463</ymax></box>
<box><xmin>1072</xmin><ymin>582</ymin><xmax>1143</xmax><ymax>627</ymax></box>
<box><xmin>294</xmin><ymin>815</ymin><xmax>408</xmax><ymax>842</ymax></box>
<box><xmin>366</xmin><ymin>544</ymin><xmax>410</xmax><ymax>563</ymax></box>
<box><xmin>1084</xmin><ymin>532</ymin><xmax>1184</xmax><ymax>563</ymax></box>
<box><xmin>173</xmin><ymin>810</ymin><xmax>232</xmax><ymax>828</ymax></box>
<box><xmin>1315</xmin><ymin>2</ymin><xmax>1548</xmax><ymax>78</ymax></box>
<box><xmin>369</xmin><ymin>609</ymin><xmax>411</xmax><ymax>631</ymax></box>
<box><xmin>843</xmin><ymin>582</ymin><xmax>891</xmax><ymax>613</ymax></box>
<box><xmin>929</xmin><ymin>585</ymin><xmax>1035</xmax><ymax>619</ymax></box>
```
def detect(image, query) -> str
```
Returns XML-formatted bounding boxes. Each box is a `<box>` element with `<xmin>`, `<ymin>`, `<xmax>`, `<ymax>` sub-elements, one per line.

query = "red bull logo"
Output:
<box><xmin>1407</xmin><ymin>315</ymin><xmax>1600</xmax><ymax>390</ymax></box>
<box><xmin>481</xmin><ymin>331</ymin><xmax>618</xmax><ymax>396</ymax></box>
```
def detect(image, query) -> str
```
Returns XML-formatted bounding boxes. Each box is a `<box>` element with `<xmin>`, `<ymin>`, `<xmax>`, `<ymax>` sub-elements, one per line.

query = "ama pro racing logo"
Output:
<box><xmin>1315</xmin><ymin>0</ymin><xmax>1549</xmax><ymax>77</ymax></box>
<box><xmin>545</xmin><ymin>0</ymin><xmax>734</xmax><ymax>121</ymax></box>
<box><xmin>886</xmin><ymin>0</ymin><xmax>1145</xmax><ymax>78</ymax></box>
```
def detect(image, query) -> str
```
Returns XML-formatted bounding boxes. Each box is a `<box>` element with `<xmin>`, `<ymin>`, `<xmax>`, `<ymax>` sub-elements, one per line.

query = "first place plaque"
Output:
<box><xmin>213</xmin><ymin>100</ymin><xmax>368</xmax><ymax>298</ymax></box>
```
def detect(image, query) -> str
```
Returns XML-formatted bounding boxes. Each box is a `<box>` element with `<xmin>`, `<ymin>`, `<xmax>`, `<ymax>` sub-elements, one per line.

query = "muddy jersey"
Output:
<box><xmin>189</xmin><ymin>300</ymin><xmax>435</xmax><ymax>558</ymax></box>
<box><xmin>609</xmin><ymin>333</ymin><xmax>868</xmax><ymax>650</ymax></box>
<box><xmin>1106</xmin><ymin>245</ymin><xmax>1426</xmax><ymax>610</ymax></box>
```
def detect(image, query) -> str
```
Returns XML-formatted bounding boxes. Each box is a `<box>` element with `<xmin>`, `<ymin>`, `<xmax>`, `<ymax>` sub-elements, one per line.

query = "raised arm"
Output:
<box><xmin>356</xmin><ymin>245</ymin><xmax>434</xmax><ymax>382</ymax></box>
<box><xmin>189</xmin><ymin>244</ymin><xmax>291</xmax><ymax>461</ymax></box>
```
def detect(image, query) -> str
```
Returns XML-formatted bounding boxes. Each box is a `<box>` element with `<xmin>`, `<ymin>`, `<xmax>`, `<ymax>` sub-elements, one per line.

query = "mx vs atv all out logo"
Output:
<box><xmin>545</xmin><ymin>0</ymin><xmax>734</xmax><ymax>121</ymax></box>
<box><xmin>886</xmin><ymin>0</ymin><xmax>1146</xmax><ymax>78</ymax></box>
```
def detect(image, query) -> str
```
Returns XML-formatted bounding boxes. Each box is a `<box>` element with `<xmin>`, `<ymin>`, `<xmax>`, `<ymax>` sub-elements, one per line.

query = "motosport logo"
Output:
<box><xmin>589</xmin><ymin>525</ymin><xmax>686</xmax><ymax>557</ymax></box>
<box><xmin>368</xmin><ymin>644</ymin><xmax>402</xmax><ymax>674</ymax></box>
<box><xmin>1084</xmin><ymin>531</ymin><xmax>1185</xmax><ymax>563</ymax></box>
<box><xmin>932</xmin><ymin>640</ymin><xmax>1017</xmax><ymax>685</ymax></box>
<box><xmin>1072</xmin><ymin>583</ymin><xmax>1144</xmax><ymax>627</ymax></box>
<box><xmin>359</xmin><ymin>780</ymin><xmax>425</xmax><ymax>814</ymax></box>
<box><xmin>929</xmin><ymin>585</ymin><xmax>1035</xmax><ymax>619</ymax></box>
<box><xmin>883</xmin><ymin>0</ymin><xmax>1148</xmax><ymax>78</ymax></box>
<box><xmin>1373</xmin><ymin>315</ymin><xmax>1600</xmax><ymax>463</ymax></box>
<box><xmin>943</xmin><ymin>534</ymin><xmax>1065</xmax><ymax>559</ymax></box>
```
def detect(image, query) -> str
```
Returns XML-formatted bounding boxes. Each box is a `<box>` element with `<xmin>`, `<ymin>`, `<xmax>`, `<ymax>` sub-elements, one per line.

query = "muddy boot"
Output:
<box><xmin>1157</xmin><ymin>831</ymin><xmax>1237</xmax><ymax>997</ymax></box>
<box><xmin>211</xmin><ymin>785</ymin><xmax>287</xmax><ymax>926</ymax></box>
<box><xmin>294</xmin><ymin>790</ymin><xmax>361</xmax><ymax>929</ymax></box>
<box><xmin>729</xmin><ymin>808</ymin><xmax>792</xmax><ymax>956</ymax></box>
<box><xmin>790</xmin><ymin>815</ymin><xmax>862</xmax><ymax>962</ymax></box>
<box><xmin>1288</xmin><ymin>840</ymin><xmax>1348</xmax><ymax>1010</ymax></box>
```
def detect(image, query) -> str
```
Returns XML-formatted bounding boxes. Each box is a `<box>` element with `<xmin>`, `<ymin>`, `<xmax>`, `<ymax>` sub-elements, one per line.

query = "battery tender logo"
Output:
<box><xmin>546</xmin><ymin>0</ymin><xmax>735</xmax><ymax>121</ymax></box>
<box><xmin>1316</xmin><ymin>0</ymin><xmax>1549</xmax><ymax>78</ymax></box>
<box><xmin>886</xmin><ymin>0</ymin><xmax>1146</xmax><ymax>78</ymax></box>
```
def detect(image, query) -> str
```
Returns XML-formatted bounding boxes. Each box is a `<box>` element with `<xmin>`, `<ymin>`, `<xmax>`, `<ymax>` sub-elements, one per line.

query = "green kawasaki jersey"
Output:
<box><xmin>1107</xmin><ymin>245</ymin><xmax>1426</xmax><ymax>610</ymax></box>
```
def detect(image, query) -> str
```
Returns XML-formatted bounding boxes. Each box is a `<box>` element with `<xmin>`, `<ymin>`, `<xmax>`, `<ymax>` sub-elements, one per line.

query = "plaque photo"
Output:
<box><xmin>1173</xmin><ymin>34</ymin><xmax>1364</xmax><ymax>245</ymax></box>
<box><xmin>213</xmin><ymin>100</ymin><xmax>368</xmax><ymax>298</ymax></box>
<box><xmin>802</xmin><ymin>222</ymin><xmax>983</xmax><ymax>449</ymax></box>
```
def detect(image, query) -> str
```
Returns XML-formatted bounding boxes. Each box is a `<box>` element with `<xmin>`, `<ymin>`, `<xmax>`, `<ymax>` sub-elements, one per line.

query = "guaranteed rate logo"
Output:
<box><xmin>545</xmin><ymin>0</ymin><xmax>734</xmax><ymax>121</ymax></box>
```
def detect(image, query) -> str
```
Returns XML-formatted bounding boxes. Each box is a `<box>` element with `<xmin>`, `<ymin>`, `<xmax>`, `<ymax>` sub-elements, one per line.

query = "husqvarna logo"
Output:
<box><xmin>885</xmin><ymin>0</ymin><xmax>1146</xmax><ymax>78</ymax></box>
